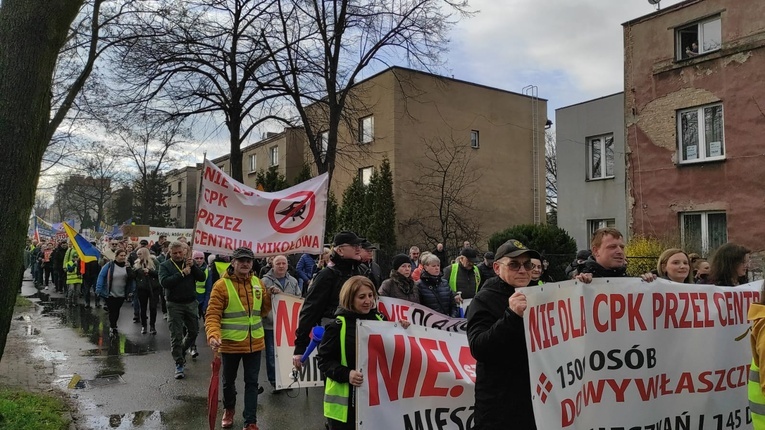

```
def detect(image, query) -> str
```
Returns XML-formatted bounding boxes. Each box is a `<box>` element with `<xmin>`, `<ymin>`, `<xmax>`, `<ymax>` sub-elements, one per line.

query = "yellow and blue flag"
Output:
<box><xmin>63</xmin><ymin>222</ymin><xmax>101</xmax><ymax>263</ymax></box>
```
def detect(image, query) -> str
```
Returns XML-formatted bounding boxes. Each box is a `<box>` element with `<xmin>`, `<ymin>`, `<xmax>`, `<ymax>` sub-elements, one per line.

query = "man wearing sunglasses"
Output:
<box><xmin>466</xmin><ymin>239</ymin><xmax>541</xmax><ymax>430</ymax></box>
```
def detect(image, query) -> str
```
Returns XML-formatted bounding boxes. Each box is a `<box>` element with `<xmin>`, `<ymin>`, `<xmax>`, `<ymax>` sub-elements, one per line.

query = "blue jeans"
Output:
<box><xmin>222</xmin><ymin>351</ymin><xmax>262</xmax><ymax>425</ymax></box>
<box><xmin>264</xmin><ymin>329</ymin><xmax>275</xmax><ymax>386</ymax></box>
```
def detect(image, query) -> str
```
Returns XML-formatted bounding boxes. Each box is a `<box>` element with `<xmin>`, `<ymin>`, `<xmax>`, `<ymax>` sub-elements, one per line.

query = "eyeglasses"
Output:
<box><xmin>499</xmin><ymin>260</ymin><xmax>534</xmax><ymax>271</ymax></box>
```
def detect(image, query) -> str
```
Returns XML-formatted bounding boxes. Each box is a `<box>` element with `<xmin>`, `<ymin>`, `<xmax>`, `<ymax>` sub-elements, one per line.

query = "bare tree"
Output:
<box><xmin>266</xmin><ymin>0</ymin><xmax>471</xmax><ymax>182</ymax></box>
<box><xmin>112</xmin><ymin>0</ymin><xmax>285</xmax><ymax>182</ymax></box>
<box><xmin>401</xmin><ymin>136</ymin><xmax>481</xmax><ymax>248</ymax></box>
<box><xmin>0</xmin><ymin>0</ymin><xmax>84</xmax><ymax>361</ymax></box>
<box><xmin>545</xmin><ymin>129</ymin><xmax>557</xmax><ymax>212</ymax></box>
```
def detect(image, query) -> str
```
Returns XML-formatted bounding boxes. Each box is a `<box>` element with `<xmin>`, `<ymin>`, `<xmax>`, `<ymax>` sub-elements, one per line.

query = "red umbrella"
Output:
<box><xmin>208</xmin><ymin>351</ymin><xmax>221</xmax><ymax>430</ymax></box>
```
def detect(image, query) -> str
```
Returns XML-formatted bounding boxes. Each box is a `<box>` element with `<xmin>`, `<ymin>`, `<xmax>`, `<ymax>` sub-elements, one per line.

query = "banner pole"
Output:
<box><xmin>189</xmin><ymin>152</ymin><xmax>207</xmax><ymax>259</ymax></box>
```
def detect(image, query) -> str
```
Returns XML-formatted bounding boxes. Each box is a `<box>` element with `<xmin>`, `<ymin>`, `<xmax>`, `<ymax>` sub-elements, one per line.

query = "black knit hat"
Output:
<box><xmin>392</xmin><ymin>254</ymin><xmax>411</xmax><ymax>270</ymax></box>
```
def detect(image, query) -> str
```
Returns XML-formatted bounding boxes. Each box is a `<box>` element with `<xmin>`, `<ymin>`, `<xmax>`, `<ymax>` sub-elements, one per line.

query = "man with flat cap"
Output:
<box><xmin>292</xmin><ymin>231</ymin><xmax>366</xmax><ymax>369</ymax></box>
<box><xmin>466</xmin><ymin>239</ymin><xmax>541</xmax><ymax>430</ymax></box>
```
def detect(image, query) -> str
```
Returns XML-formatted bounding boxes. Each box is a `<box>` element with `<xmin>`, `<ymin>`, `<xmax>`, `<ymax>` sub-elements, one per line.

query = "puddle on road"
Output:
<box><xmin>82</xmin><ymin>396</ymin><xmax>208</xmax><ymax>429</ymax></box>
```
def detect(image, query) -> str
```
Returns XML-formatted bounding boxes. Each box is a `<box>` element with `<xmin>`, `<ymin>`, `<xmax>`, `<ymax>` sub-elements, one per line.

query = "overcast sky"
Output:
<box><xmin>444</xmin><ymin>0</ymin><xmax>684</xmax><ymax>121</ymax></box>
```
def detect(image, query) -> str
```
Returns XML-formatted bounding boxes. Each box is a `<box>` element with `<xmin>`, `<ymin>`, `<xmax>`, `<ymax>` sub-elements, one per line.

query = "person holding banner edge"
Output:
<box><xmin>466</xmin><ymin>239</ymin><xmax>541</xmax><ymax>430</ymax></box>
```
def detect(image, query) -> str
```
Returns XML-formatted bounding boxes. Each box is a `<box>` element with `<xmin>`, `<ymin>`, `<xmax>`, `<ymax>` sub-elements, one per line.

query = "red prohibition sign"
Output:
<box><xmin>268</xmin><ymin>190</ymin><xmax>316</xmax><ymax>234</ymax></box>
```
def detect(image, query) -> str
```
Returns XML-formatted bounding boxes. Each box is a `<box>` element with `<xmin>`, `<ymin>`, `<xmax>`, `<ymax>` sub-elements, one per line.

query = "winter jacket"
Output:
<box><xmin>443</xmin><ymin>263</ymin><xmax>481</xmax><ymax>299</ymax></box>
<box><xmin>580</xmin><ymin>257</ymin><xmax>627</xmax><ymax>278</ymax></box>
<box><xmin>466</xmin><ymin>276</ymin><xmax>536</xmax><ymax>430</ymax></box>
<box><xmin>317</xmin><ymin>308</ymin><xmax>386</xmax><ymax>413</ymax></box>
<box><xmin>296</xmin><ymin>253</ymin><xmax>317</xmax><ymax>287</ymax></box>
<box><xmin>158</xmin><ymin>257</ymin><xmax>206</xmax><ymax>304</ymax></box>
<box><xmin>133</xmin><ymin>259</ymin><xmax>160</xmax><ymax>294</ymax></box>
<box><xmin>205</xmin><ymin>271</ymin><xmax>272</xmax><ymax>354</ymax></box>
<box><xmin>378</xmin><ymin>271</ymin><xmax>419</xmax><ymax>303</ymax></box>
<box><xmin>51</xmin><ymin>245</ymin><xmax>68</xmax><ymax>272</ymax></box>
<box><xmin>293</xmin><ymin>255</ymin><xmax>366</xmax><ymax>355</ymax></box>
<box><xmin>195</xmin><ymin>264</ymin><xmax>213</xmax><ymax>313</ymax></box>
<box><xmin>360</xmin><ymin>260</ymin><xmax>382</xmax><ymax>289</ymax></box>
<box><xmin>260</xmin><ymin>269</ymin><xmax>300</xmax><ymax>330</ymax></box>
<box><xmin>476</xmin><ymin>262</ymin><xmax>496</xmax><ymax>289</ymax></box>
<box><xmin>411</xmin><ymin>264</ymin><xmax>423</xmax><ymax>282</ymax></box>
<box><xmin>432</xmin><ymin>248</ymin><xmax>448</xmax><ymax>269</ymax></box>
<box><xmin>83</xmin><ymin>260</ymin><xmax>101</xmax><ymax>281</ymax></box>
<box><xmin>96</xmin><ymin>261</ymin><xmax>135</xmax><ymax>299</ymax></box>
<box><xmin>417</xmin><ymin>271</ymin><xmax>457</xmax><ymax>317</ymax></box>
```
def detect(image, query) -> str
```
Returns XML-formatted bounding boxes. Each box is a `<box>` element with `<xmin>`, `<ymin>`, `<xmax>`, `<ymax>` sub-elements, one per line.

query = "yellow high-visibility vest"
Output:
<box><xmin>749</xmin><ymin>357</ymin><xmax>765</xmax><ymax>429</ymax></box>
<box><xmin>220</xmin><ymin>277</ymin><xmax>263</xmax><ymax>341</ymax></box>
<box><xmin>448</xmin><ymin>263</ymin><xmax>480</xmax><ymax>293</ymax></box>
<box><xmin>195</xmin><ymin>267</ymin><xmax>209</xmax><ymax>295</ymax></box>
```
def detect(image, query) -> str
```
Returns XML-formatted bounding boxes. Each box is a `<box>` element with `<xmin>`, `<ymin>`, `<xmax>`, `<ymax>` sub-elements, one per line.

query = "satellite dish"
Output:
<box><xmin>648</xmin><ymin>0</ymin><xmax>661</xmax><ymax>5</ymax></box>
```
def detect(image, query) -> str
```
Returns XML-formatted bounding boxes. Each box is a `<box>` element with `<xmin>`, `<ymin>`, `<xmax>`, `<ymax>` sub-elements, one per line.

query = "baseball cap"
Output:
<box><xmin>139</xmin><ymin>239</ymin><xmax>149</xmax><ymax>246</ymax></box>
<box><xmin>361</xmin><ymin>240</ymin><xmax>377</xmax><ymax>250</ymax></box>
<box><xmin>576</xmin><ymin>249</ymin><xmax>592</xmax><ymax>261</ymax></box>
<box><xmin>494</xmin><ymin>239</ymin><xmax>541</xmax><ymax>261</ymax></box>
<box><xmin>232</xmin><ymin>247</ymin><xmax>255</xmax><ymax>260</ymax></box>
<box><xmin>460</xmin><ymin>248</ymin><xmax>481</xmax><ymax>263</ymax></box>
<box><xmin>332</xmin><ymin>231</ymin><xmax>363</xmax><ymax>247</ymax></box>
<box><xmin>484</xmin><ymin>252</ymin><xmax>495</xmax><ymax>262</ymax></box>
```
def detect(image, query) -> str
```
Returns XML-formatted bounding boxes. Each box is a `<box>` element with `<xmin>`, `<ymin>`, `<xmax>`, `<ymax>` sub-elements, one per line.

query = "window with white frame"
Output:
<box><xmin>587</xmin><ymin>134</ymin><xmax>614</xmax><ymax>180</ymax></box>
<box><xmin>359</xmin><ymin>167</ymin><xmax>374</xmax><ymax>186</ymax></box>
<box><xmin>320</xmin><ymin>131</ymin><xmax>329</xmax><ymax>162</ymax></box>
<box><xmin>676</xmin><ymin>16</ymin><xmax>721</xmax><ymax>60</ymax></box>
<box><xmin>248</xmin><ymin>154</ymin><xmax>257</xmax><ymax>172</ymax></box>
<box><xmin>269</xmin><ymin>146</ymin><xmax>279</xmax><ymax>166</ymax></box>
<box><xmin>681</xmin><ymin>211</ymin><xmax>727</xmax><ymax>256</ymax></box>
<box><xmin>587</xmin><ymin>218</ymin><xmax>616</xmax><ymax>239</ymax></box>
<box><xmin>677</xmin><ymin>103</ymin><xmax>724</xmax><ymax>163</ymax></box>
<box><xmin>359</xmin><ymin>115</ymin><xmax>374</xmax><ymax>144</ymax></box>
<box><xmin>470</xmin><ymin>130</ymin><xmax>479</xmax><ymax>149</ymax></box>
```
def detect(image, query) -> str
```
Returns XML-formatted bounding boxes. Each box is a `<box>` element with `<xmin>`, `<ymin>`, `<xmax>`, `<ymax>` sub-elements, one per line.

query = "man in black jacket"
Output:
<box><xmin>359</xmin><ymin>240</ymin><xmax>382</xmax><ymax>289</ymax></box>
<box><xmin>576</xmin><ymin>227</ymin><xmax>628</xmax><ymax>282</ymax></box>
<box><xmin>51</xmin><ymin>241</ymin><xmax>69</xmax><ymax>293</ymax></box>
<box><xmin>159</xmin><ymin>241</ymin><xmax>206</xmax><ymax>379</ymax></box>
<box><xmin>291</xmin><ymin>231</ymin><xmax>364</xmax><ymax>369</ymax></box>
<box><xmin>466</xmin><ymin>239</ymin><xmax>540</xmax><ymax>430</ymax></box>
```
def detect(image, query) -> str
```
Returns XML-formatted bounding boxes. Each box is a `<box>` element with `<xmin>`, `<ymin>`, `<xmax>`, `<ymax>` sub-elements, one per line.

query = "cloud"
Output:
<box><xmin>446</xmin><ymin>0</ymin><xmax>684</xmax><ymax>109</ymax></box>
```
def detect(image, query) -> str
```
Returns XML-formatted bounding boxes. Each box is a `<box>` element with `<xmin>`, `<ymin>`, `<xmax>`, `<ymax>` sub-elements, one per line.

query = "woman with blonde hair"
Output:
<box><xmin>134</xmin><ymin>247</ymin><xmax>160</xmax><ymax>334</ymax></box>
<box><xmin>641</xmin><ymin>248</ymin><xmax>693</xmax><ymax>284</ymax></box>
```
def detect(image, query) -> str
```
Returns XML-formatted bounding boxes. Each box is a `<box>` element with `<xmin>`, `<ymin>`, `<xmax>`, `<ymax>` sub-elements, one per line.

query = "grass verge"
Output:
<box><xmin>0</xmin><ymin>387</ymin><xmax>70</xmax><ymax>430</ymax></box>
<box><xmin>15</xmin><ymin>295</ymin><xmax>33</xmax><ymax>308</ymax></box>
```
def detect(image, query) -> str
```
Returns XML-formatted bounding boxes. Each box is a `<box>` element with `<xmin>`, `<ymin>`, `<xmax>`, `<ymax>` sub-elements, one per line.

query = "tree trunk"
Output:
<box><xmin>0</xmin><ymin>0</ymin><xmax>84</xmax><ymax>361</ymax></box>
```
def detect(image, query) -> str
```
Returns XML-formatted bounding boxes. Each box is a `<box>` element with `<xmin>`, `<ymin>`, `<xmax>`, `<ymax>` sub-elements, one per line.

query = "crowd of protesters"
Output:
<box><xmin>21</xmin><ymin>226</ymin><xmax>763</xmax><ymax>430</ymax></box>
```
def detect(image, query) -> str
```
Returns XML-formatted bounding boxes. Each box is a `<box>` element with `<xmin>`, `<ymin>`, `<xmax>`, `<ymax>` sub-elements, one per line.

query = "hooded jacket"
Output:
<box><xmin>378</xmin><ymin>271</ymin><xmax>419</xmax><ymax>303</ymax></box>
<box><xmin>293</xmin><ymin>254</ymin><xmax>365</xmax><ymax>355</ymax></box>
<box><xmin>466</xmin><ymin>276</ymin><xmax>536</xmax><ymax>430</ymax></box>
<box><xmin>205</xmin><ymin>270</ymin><xmax>273</xmax><ymax>354</ymax></box>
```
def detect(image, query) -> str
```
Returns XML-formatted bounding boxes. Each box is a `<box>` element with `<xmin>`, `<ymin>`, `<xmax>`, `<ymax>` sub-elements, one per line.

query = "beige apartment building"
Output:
<box><xmin>165</xmin><ymin>166</ymin><xmax>199</xmax><ymax>228</ymax></box>
<box><xmin>169</xmin><ymin>67</ymin><xmax>547</xmax><ymax>247</ymax></box>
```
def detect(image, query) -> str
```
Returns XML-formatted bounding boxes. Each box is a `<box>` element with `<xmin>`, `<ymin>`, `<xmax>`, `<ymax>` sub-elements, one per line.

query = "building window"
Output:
<box><xmin>359</xmin><ymin>167</ymin><xmax>374</xmax><ymax>186</ymax></box>
<box><xmin>676</xmin><ymin>16</ymin><xmax>721</xmax><ymax>60</ymax></box>
<box><xmin>587</xmin><ymin>219</ymin><xmax>616</xmax><ymax>239</ymax></box>
<box><xmin>681</xmin><ymin>211</ymin><xmax>727</xmax><ymax>256</ymax></box>
<box><xmin>249</xmin><ymin>154</ymin><xmax>257</xmax><ymax>172</ymax></box>
<box><xmin>269</xmin><ymin>146</ymin><xmax>279</xmax><ymax>166</ymax></box>
<box><xmin>319</xmin><ymin>131</ymin><xmax>329</xmax><ymax>162</ymax></box>
<box><xmin>167</xmin><ymin>184</ymin><xmax>172</xmax><ymax>196</ymax></box>
<box><xmin>470</xmin><ymin>130</ymin><xmax>479</xmax><ymax>149</ymax></box>
<box><xmin>359</xmin><ymin>115</ymin><xmax>374</xmax><ymax>144</ymax></box>
<box><xmin>677</xmin><ymin>103</ymin><xmax>724</xmax><ymax>164</ymax></box>
<box><xmin>587</xmin><ymin>134</ymin><xmax>614</xmax><ymax>180</ymax></box>
<box><xmin>177</xmin><ymin>180</ymin><xmax>183</xmax><ymax>196</ymax></box>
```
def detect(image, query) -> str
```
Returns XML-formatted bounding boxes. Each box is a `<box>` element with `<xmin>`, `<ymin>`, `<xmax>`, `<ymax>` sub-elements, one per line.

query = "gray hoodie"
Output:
<box><xmin>260</xmin><ymin>269</ymin><xmax>300</xmax><ymax>329</ymax></box>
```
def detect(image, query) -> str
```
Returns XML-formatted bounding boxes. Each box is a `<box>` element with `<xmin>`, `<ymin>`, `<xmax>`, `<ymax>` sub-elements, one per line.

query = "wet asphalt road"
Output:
<box><xmin>20</xmin><ymin>280</ymin><xmax>325</xmax><ymax>430</ymax></box>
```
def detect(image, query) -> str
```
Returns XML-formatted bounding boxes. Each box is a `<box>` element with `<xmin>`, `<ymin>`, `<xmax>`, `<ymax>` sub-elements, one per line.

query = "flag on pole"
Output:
<box><xmin>63</xmin><ymin>222</ymin><xmax>101</xmax><ymax>263</ymax></box>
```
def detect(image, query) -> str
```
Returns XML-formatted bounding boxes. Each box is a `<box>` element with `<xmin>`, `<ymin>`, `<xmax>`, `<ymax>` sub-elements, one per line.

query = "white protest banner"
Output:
<box><xmin>272</xmin><ymin>293</ymin><xmax>324</xmax><ymax>389</ymax></box>
<box><xmin>378</xmin><ymin>297</ymin><xmax>467</xmax><ymax>333</ymax></box>
<box><xmin>195</xmin><ymin>160</ymin><xmax>328</xmax><ymax>257</ymax></box>
<box><xmin>272</xmin><ymin>295</ymin><xmax>469</xmax><ymax>388</ymax></box>
<box><xmin>357</xmin><ymin>320</ymin><xmax>476</xmax><ymax>429</ymax></box>
<box><xmin>524</xmin><ymin>278</ymin><xmax>762</xmax><ymax>430</ymax></box>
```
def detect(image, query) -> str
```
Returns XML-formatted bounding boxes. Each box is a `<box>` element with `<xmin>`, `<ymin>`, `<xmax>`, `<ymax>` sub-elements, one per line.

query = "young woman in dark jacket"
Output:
<box><xmin>317</xmin><ymin>276</ymin><xmax>409</xmax><ymax>430</ymax></box>
<box><xmin>416</xmin><ymin>253</ymin><xmax>458</xmax><ymax>317</ymax></box>
<box><xmin>96</xmin><ymin>249</ymin><xmax>135</xmax><ymax>337</ymax></box>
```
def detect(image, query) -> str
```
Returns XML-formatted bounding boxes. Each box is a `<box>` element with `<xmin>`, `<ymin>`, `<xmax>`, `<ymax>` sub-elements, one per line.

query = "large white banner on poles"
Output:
<box><xmin>194</xmin><ymin>160</ymin><xmax>328</xmax><ymax>257</ymax></box>
<box><xmin>523</xmin><ymin>278</ymin><xmax>762</xmax><ymax>430</ymax></box>
<box><xmin>357</xmin><ymin>320</ymin><xmax>475</xmax><ymax>429</ymax></box>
